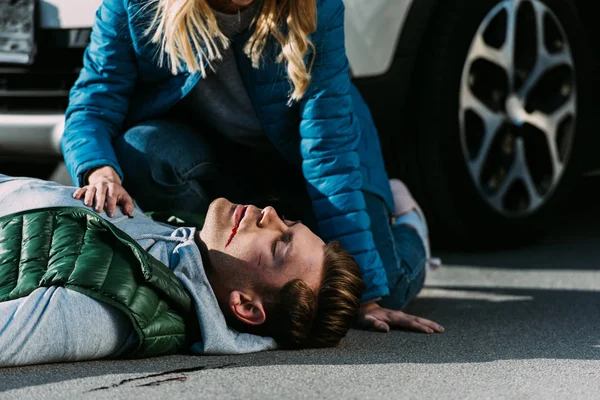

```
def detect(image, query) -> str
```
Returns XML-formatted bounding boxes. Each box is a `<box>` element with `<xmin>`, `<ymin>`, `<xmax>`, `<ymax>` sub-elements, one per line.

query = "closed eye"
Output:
<box><xmin>271</xmin><ymin>239</ymin><xmax>278</xmax><ymax>258</ymax></box>
<box><xmin>271</xmin><ymin>229</ymin><xmax>295</xmax><ymax>261</ymax></box>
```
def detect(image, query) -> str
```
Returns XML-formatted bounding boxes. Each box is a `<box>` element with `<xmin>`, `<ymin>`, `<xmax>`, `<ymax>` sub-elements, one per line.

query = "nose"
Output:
<box><xmin>259</xmin><ymin>206</ymin><xmax>285</xmax><ymax>229</ymax></box>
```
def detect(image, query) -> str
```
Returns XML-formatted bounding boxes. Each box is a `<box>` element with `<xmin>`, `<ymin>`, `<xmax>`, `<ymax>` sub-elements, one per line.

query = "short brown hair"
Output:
<box><xmin>234</xmin><ymin>241</ymin><xmax>365</xmax><ymax>348</ymax></box>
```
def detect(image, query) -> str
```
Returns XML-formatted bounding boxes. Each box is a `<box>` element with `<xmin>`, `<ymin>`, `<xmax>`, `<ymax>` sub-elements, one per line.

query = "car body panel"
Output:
<box><xmin>0</xmin><ymin>114</ymin><xmax>64</xmax><ymax>156</ymax></box>
<box><xmin>343</xmin><ymin>0</ymin><xmax>413</xmax><ymax>78</ymax></box>
<box><xmin>39</xmin><ymin>0</ymin><xmax>103</xmax><ymax>29</ymax></box>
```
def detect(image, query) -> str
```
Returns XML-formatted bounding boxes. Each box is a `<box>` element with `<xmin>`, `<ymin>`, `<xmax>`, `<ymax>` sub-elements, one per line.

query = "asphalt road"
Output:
<box><xmin>1</xmin><ymin>177</ymin><xmax>599</xmax><ymax>399</ymax></box>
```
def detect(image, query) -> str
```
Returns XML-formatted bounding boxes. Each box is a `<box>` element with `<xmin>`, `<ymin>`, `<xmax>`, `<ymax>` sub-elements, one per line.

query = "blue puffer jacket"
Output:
<box><xmin>61</xmin><ymin>0</ymin><xmax>394</xmax><ymax>301</ymax></box>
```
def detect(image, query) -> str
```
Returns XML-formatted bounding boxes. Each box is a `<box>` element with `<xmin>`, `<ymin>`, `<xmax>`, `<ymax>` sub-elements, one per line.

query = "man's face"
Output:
<box><xmin>200</xmin><ymin>198</ymin><xmax>325</xmax><ymax>297</ymax></box>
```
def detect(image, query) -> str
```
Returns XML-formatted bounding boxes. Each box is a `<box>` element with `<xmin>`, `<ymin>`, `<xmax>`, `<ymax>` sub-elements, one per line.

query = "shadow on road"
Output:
<box><xmin>2</xmin><ymin>284</ymin><xmax>598</xmax><ymax>393</ymax></box>
<box><xmin>438</xmin><ymin>176</ymin><xmax>600</xmax><ymax>270</ymax></box>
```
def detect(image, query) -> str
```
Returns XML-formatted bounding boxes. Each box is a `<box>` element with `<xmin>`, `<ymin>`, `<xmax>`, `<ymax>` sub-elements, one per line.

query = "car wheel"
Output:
<box><xmin>399</xmin><ymin>0</ymin><xmax>593</xmax><ymax>248</ymax></box>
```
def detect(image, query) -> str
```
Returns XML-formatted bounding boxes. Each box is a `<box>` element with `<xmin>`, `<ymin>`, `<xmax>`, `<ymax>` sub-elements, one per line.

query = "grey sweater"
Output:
<box><xmin>0</xmin><ymin>175</ymin><xmax>276</xmax><ymax>367</ymax></box>
<box><xmin>176</xmin><ymin>3</ymin><xmax>273</xmax><ymax>150</ymax></box>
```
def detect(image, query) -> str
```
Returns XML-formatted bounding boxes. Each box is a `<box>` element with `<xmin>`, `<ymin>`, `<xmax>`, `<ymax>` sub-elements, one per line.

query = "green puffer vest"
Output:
<box><xmin>0</xmin><ymin>207</ymin><xmax>199</xmax><ymax>358</ymax></box>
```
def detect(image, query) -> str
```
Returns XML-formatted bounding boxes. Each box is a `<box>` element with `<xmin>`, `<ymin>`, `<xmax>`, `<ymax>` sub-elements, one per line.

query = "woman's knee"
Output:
<box><xmin>114</xmin><ymin>119</ymin><xmax>215</xmax><ymax>212</ymax></box>
<box><xmin>115</xmin><ymin>119</ymin><xmax>217</xmax><ymax>179</ymax></box>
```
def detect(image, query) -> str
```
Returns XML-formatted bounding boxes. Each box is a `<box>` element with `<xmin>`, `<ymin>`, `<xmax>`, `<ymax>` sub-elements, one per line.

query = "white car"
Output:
<box><xmin>1</xmin><ymin>0</ymin><xmax>597</xmax><ymax>247</ymax></box>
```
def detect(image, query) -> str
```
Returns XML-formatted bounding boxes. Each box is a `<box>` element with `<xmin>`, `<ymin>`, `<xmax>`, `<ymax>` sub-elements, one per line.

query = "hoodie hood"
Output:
<box><xmin>140</xmin><ymin>227</ymin><xmax>278</xmax><ymax>354</ymax></box>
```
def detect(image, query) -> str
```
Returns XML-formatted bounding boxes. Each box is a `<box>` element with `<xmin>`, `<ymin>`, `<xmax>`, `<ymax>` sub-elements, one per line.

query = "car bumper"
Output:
<box><xmin>0</xmin><ymin>113</ymin><xmax>64</xmax><ymax>156</ymax></box>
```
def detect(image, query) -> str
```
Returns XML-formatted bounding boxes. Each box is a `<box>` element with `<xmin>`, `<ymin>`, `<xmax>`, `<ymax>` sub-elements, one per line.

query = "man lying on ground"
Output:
<box><xmin>0</xmin><ymin>174</ymin><xmax>365</xmax><ymax>367</ymax></box>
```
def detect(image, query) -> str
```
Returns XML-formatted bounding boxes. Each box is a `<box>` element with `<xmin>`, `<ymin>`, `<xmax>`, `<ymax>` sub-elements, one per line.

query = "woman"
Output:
<box><xmin>62</xmin><ymin>0</ymin><xmax>443</xmax><ymax>333</ymax></box>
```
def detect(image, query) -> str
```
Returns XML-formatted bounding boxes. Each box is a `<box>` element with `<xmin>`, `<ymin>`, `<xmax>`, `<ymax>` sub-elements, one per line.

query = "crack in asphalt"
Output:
<box><xmin>87</xmin><ymin>363</ymin><xmax>237</xmax><ymax>392</ymax></box>
<box><xmin>137</xmin><ymin>376</ymin><xmax>188</xmax><ymax>387</ymax></box>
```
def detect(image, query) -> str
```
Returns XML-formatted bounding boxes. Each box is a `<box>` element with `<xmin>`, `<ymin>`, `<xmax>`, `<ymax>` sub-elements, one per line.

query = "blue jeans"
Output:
<box><xmin>115</xmin><ymin>119</ymin><xmax>426</xmax><ymax>310</ymax></box>
<box><xmin>364</xmin><ymin>193</ymin><xmax>427</xmax><ymax>310</ymax></box>
<box><xmin>114</xmin><ymin>118</ymin><xmax>314</xmax><ymax>223</ymax></box>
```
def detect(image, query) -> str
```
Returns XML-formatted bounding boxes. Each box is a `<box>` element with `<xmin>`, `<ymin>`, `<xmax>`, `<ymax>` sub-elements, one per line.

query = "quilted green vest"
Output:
<box><xmin>0</xmin><ymin>207</ymin><xmax>199</xmax><ymax>358</ymax></box>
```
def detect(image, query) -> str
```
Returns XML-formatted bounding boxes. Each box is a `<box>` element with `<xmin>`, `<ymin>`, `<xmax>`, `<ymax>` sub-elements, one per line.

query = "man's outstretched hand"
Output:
<box><xmin>358</xmin><ymin>302</ymin><xmax>445</xmax><ymax>334</ymax></box>
<box><xmin>73</xmin><ymin>166</ymin><xmax>135</xmax><ymax>218</ymax></box>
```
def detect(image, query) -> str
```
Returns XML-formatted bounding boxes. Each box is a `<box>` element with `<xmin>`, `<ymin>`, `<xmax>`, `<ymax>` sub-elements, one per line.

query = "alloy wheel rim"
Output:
<box><xmin>459</xmin><ymin>0</ymin><xmax>577</xmax><ymax>216</ymax></box>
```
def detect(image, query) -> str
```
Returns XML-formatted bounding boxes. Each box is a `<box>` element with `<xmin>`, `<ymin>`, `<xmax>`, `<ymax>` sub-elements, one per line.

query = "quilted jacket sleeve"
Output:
<box><xmin>61</xmin><ymin>0</ymin><xmax>136</xmax><ymax>186</ymax></box>
<box><xmin>299</xmin><ymin>0</ymin><xmax>389</xmax><ymax>301</ymax></box>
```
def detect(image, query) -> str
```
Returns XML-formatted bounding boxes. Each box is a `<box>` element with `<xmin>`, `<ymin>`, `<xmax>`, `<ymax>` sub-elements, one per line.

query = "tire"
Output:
<box><xmin>393</xmin><ymin>0</ymin><xmax>594</xmax><ymax>249</ymax></box>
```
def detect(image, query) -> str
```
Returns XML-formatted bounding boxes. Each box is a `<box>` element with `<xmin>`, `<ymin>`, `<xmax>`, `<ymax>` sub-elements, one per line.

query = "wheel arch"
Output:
<box><xmin>352</xmin><ymin>0</ymin><xmax>443</xmax><ymax>176</ymax></box>
<box><xmin>571</xmin><ymin>0</ymin><xmax>600</xmax><ymax>170</ymax></box>
<box><xmin>354</xmin><ymin>0</ymin><xmax>600</xmax><ymax>174</ymax></box>
<box><xmin>403</xmin><ymin>0</ymin><xmax>598</xmax><ymax>246</ymax></box>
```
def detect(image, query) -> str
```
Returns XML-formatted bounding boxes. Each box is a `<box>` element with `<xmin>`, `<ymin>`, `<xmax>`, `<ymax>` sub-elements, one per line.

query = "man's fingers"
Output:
<box><xmin>83</xmin><ymin>187</ymin><xmax>96</xmax><ymax>207</ymax></box>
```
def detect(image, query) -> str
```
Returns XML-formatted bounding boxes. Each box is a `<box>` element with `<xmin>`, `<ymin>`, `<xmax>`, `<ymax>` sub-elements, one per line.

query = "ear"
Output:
<box><xmin>229</xmin><ymin>291</ymin><xmax>266</xmax><ymax>326</ymax></box>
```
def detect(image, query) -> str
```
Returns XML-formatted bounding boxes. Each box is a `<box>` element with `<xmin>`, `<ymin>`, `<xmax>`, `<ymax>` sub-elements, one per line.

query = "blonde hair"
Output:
<box><xmin>147</xmin><ymin>0</ymin><xmax>317</xmax><ymax>103</ymax></box>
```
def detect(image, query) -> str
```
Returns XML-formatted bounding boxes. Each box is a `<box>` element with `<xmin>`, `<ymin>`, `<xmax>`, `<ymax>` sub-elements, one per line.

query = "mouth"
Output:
<box><xmin>233</xmin><ymin>204</ymin><xmax>248</xmax><ymax>228</ymax></box>
<box><xmin>225</xmin><ymin>205</ymin><xmax>247</xmax><ymax>248</ymax></box>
